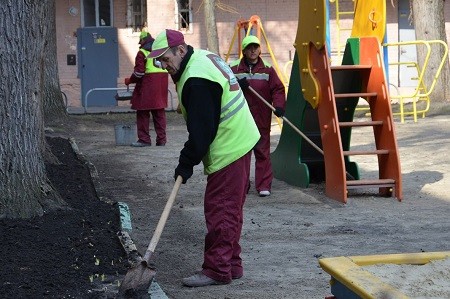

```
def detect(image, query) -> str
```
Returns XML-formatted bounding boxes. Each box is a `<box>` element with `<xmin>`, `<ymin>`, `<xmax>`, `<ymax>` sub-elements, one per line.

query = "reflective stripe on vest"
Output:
<box><xmin>234</xmin><ymin>73</ymin><xmax>270</xmax><ymax>81</ymax></box>
<box><xmin>220</xmin><ymin>90</ymin><xmax>246</xmax><ymax>123</ymax></box>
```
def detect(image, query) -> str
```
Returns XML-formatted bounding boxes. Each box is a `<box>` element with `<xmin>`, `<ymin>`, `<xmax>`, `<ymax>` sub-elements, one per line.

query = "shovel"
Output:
<box><xmin>248</xmin><ymin>86</ymin><xmax>355</xmax><ymax>180</ymax></box>
<box><xmin>118</xmin><ymin>175</ymin><xmax>183</xmax><ymax>297</ymax></box>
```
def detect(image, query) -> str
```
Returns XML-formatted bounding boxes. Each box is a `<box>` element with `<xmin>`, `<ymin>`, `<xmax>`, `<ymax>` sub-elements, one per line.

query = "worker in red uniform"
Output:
<box><xmin>230</xmin><ymin>35</ymin><xmax>286</xmax><ymax>197</ymax></box>
<box><xmin>149</xmin><ymin>29</ymin><xmax>260</xmax><ymax>287</ymax></box>
<box><xmin>125</xmin><ymin>31</ymin><xmax>169</xmax><ymax>147</ymax></box>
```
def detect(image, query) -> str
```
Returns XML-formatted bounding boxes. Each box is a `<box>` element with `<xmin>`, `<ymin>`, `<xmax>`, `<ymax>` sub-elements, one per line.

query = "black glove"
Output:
<box><xmin>274</xmin><ymin>107</ymin><xmax>285</xmax><ymax>117</ymax></box>
<box><xmin>174</xmin><ymin>163</ymin><xmax>193</xmax><ymax>184</ymax></box>
<box><xmin>237</xmin><ymin>77</ymin><xmax>249</xmax><ymax>91</ymax></box>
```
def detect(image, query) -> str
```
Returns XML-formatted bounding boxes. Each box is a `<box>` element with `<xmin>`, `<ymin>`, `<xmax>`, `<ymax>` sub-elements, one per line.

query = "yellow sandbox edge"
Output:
<box><xmin>319</xmin><ymin>251</ymin><xmax>450</xmax><ymax>299</ymax></box>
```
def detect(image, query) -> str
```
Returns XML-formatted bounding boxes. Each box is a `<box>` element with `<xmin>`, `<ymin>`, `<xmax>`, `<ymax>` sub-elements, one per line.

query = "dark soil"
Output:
<box><xmin>0</xmin><ymin>137</ymin><xmax>128</xmax><ymax>299</ymax></box>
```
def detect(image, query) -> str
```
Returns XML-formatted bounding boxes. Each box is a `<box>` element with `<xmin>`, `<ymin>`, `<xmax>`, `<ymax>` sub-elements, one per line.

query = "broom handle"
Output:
<box><xmin>248</xmin><ymin>86</ymin><xmax>324</xmax><ymax>155</ymax></box>
<box><xmin>143</xmin><ymin>175</ymin><xmax>183</xmax><ymax>263</ymax></box>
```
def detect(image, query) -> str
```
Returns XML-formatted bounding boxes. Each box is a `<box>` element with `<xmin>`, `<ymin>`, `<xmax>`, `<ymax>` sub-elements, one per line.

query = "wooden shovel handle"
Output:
<box><xmin>143</xmin><ymin>175</ymin><xmax>183</xmax><ymax>263</ymax></box>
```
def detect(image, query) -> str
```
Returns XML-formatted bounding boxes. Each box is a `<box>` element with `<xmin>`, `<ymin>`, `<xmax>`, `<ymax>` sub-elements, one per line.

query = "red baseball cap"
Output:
<box><xmin>149</xmin><ymin>29</ymin><xmax>185</xmax><ymax>58</ymax></box>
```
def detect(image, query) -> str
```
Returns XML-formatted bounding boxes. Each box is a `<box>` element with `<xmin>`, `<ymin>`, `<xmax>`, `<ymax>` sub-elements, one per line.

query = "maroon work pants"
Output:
<box><xmin>136</xmin><ymin>109</ymin><xmax>166</xmax><ymax>145</ymax></box>
<box><xmin>253</xmin><ymin>128</ymin><xmax>273</xmax><ymax>192</ymax></box>
<box><xmin>201</xmin><ymin>151</ymin><xmax>252</xmax><ymax>282</ymax></box>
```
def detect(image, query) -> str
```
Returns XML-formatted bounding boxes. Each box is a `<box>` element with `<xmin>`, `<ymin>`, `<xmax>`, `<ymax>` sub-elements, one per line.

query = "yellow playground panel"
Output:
<box><xmin>319</xmin><ymin>251</ymin><xmax>450</xmax><ymax>299</ymax></box>
<box><xmin>350</xmin><ymin>0</ymin><xmax>385</xmax><ymax>43</ymax></box>
<box><xmin>295</xmin><ymin>1</ymin><xmax>326</xmax><ymax>109</ymax></box>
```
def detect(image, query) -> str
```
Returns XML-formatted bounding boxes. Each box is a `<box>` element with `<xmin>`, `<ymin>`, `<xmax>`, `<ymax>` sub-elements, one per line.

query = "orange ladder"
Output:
<box><xmin>309</xmin><ymin>36</ymin><xmax>402</xmax><ymax>203</ymax></box>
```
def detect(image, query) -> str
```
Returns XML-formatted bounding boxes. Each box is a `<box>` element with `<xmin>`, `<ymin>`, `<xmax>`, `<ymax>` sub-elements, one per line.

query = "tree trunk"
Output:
<box><xmin>41</xmin><ymin>0</ymin><xmax>67</xmax><ymax>165</ymax></box>
<box><xmin>0</xmin><ymin>0</ymin><xmax>66</xmax><ymax>219</ymax></box>
<box><xmin>203</xmin><ymin>0</ymin><xmax>220</xmax><ymax>55</ymax></box>
<box><xmin>43</xmin><ymin>0</ymin><xmax>68</xmax><ymax>124</ymax></box>
<box><xmin>411</xmin><ymin>0</ymin><xmax>450</xmax><ymax>102</ymax></box>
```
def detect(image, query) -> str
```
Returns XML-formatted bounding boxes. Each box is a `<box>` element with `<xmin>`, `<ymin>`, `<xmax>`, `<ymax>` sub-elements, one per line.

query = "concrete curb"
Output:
<box><xmin>69</xmin><ymin>137</ymin><xmax>168</xmax><ymax>298</ymax></box>
<box><xmin>117</xmin><ymin>203</ymin><xmax>169</xmax><ymax>298</ymax></box>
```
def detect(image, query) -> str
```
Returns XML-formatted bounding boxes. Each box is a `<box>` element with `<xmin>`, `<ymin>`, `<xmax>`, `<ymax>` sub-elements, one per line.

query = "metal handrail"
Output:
<box><xmin>383</xmin><ymin>40</ymin><xmax>448</xmax><ymax>122</ymax></box>
<box><xmin>409</xmin><ymin>40</ymin><xmax>448</xmax><ymax>98</ymax></box>
<box><xmin>84</xmin><ymin>87</ymin><xmax>177</xmax><ymax>113</ymax></box>
<box><xmin>387</xmin><ymin>60</ymin><xmax>430</xmax><ymax>122</ymax></box>
<box><xmin>356</xmin><ymin>40</ymin><xmax>448</xmax><ymax>123</ymax></box>
<box><xmin>84</xmin><ymin>87</ymin><xmax>133</xmax><ymax>113</ymax></box>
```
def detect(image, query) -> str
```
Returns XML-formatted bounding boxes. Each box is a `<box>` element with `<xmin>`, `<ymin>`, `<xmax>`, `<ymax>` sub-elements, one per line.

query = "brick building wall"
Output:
<box><xmin>55</xmin><ymin>0</ymin><xmax>450</xmax><ymax>109</ymax></box>
<box><xmin>56</xmin><ymin>2</ymin><xmax>82</xmax><ymax>107</ymax></box>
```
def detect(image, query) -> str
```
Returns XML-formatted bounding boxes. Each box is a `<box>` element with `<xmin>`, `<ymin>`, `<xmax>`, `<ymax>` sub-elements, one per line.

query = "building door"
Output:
<box><xmin>77</xmin><ymin>0</ymin><xmax>118</xmax><ymax>107</ymax></box>
<box><xmin>398</xmin><ymin>0</ymin><xmax>417</xmax><ymax>87</ymax></box>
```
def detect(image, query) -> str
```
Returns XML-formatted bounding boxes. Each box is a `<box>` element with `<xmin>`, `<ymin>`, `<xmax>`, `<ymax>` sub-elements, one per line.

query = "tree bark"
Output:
<box><xmin>203</xmin><ymin>0</ymin><xmax>220</xmax><ymax>55</ymax></box>
<box><xmin>41</xmin><ymin>0</ymin><xmax>67</xmax><ymax>164</ymax></box>
<box><xmin>0</xmin><ymin>0</ymin><xmax>66</xmax><ymax>219</ymax></box>
<box><xmin>411</xmin><ymin>0</ymin><xmax>450</xmax><ymax>102</ymax></box>
<box><xmin>43</xmin><ymin>0</ymin><xmax>68</xmax><ymax>124</ymax></box>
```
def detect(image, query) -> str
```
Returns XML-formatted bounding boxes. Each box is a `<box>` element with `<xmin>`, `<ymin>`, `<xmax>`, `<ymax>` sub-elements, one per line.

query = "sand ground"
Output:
<box><xmin>66</xmin><ymin>107</ymin><xmax>450</xmax><ymax>299</ymax></box>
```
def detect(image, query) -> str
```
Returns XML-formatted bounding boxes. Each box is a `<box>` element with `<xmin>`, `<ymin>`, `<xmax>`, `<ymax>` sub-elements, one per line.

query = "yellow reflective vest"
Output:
<box><xmin>177</xmin><ymin>49</ymin><xmax>260</xmax><ymax>174</ymax></box>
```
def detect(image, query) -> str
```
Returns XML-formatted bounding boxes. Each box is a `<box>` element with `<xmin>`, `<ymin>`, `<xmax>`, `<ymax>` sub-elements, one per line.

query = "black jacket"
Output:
<box><xmin>172</xmin><ymin>46</ymin><xmax>222</xmax><ymax>170</ymax></box>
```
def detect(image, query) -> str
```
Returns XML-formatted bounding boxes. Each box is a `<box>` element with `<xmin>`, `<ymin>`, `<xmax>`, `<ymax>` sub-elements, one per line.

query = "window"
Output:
<box><xmin>82</xmin><ymin>0</ymin><xmax>113</xmax><ymax>27</ymax></box>
<box><xmin>128</xmin><ymin>0</ymin><xmax>147</xmax><ymax>32</ymax></box>
<box><xmin>177</xmin><ymin>0</ymin><xmax>192</xmax><ymax>32</ymax></box>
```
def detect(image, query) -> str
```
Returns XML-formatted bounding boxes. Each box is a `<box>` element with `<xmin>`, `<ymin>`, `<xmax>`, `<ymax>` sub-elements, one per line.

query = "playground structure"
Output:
<box><xmin>271</xmin><ymin>0</ymin><xmax>402</xmax><ymax>203</ymax></box>
<box><xmin>330</xmin><ymin>0</ymin><xmax>448</xmax><ymax>123</ymax></box>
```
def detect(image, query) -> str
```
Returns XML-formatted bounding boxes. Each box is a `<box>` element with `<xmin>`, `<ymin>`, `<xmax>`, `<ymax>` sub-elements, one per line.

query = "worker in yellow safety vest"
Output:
<box><xmin>150</xmin><ymin>29</ymin><xmax>260</xmax><ymax>287</ymax></box>
<box><xmin>125</xmin><ymin>31</ymin><xmax>169</xmax><ymax>147</ymax></box>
